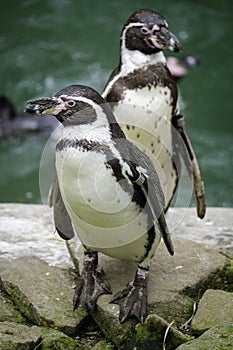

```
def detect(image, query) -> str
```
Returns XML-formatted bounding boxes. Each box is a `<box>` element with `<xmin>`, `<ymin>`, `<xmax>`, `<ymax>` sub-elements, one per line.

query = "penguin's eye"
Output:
<box><xmin>140</xmin><ymin>27</ymin><xmax>150</xmax><ymax>35</ymax></box>
<box><xmin>65</xmin><ymin>100</ymin><xmax>76</xmax><ymax>108</ymax></box>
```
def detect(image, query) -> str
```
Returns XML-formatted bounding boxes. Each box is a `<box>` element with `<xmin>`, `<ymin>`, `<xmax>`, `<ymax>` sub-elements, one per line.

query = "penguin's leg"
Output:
<box><xmin>73</xmin><ymin>249</ymin><xmax>112</xmax><ymax>313</ymax></box>
<box><xmin>110</xmin><ymin>220</ymin><xmax>157</xmax><ymax>324</ymax></box>
<box><xmin>110</xmin><ymin>265</ymin><xmax>149</xmax><ymax>324</ymax></box>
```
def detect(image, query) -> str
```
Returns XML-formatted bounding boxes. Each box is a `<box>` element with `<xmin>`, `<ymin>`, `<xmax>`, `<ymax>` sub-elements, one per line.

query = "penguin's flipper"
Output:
<box><xmin>115</xmin><ymin>138</ymin><xmax>174</xmax><ymax>256</ymax></box>
<box><xmin>173</xmin><ymin>114</ymin><xmax>206</xmax><ymax>219</ymax></box>
<box><xmin>129</xmin><ymin>168</ymin><xmax>174</xmax><ymax>256</ymax></box>
<box><xmin>49</xmin><ymin>175</ymin><xmax>75</xmax><ymax>240</ymax></box>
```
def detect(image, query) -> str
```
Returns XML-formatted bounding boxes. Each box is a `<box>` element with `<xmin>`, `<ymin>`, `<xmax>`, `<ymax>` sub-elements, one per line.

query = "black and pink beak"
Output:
<box><xmin>146</xmin><ymin>25</ymin><xmax>182</xmax><ymax>53</ymax></box>
<box><xmin>24</xmin><ymin>96</ymin><xmax>67</xmax><ymax>116</ymax></box>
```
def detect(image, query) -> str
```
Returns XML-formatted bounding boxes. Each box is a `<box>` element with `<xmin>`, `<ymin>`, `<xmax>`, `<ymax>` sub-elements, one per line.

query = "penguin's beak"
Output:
<box><xmin>148</xmin><ymin>27</ymin><xmax>182</xmax><ymax>53</ymax></box>
<box><xmin>24</xmin><ymin>97</ymin><xmax>66</xmax><ymax>116</ymax></box>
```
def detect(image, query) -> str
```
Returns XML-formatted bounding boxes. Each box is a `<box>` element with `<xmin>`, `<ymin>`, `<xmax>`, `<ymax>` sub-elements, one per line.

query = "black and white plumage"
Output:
<box><xmin>25</xmin><ymin>84</ymin><xmax>174</xmax><ymax>323</ymax></box>
<box><xmin>102</xmin><ymin>9</ymin><xmax>206</xmax><ymax>218</ymax></box>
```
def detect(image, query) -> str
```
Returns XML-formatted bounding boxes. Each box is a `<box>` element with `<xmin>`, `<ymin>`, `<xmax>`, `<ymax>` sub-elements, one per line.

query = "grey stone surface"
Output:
<box><xmin>191</xmin><ymin>289</ymin><xmax>233</xmax><ymax>333</ymax></box>
<box><xmin>0</xmin><ymin>203</ymin><xmax>233</xmax><ymax>349</ymax></box>
<box><xmin>167</xmin><ymin>207</ymin><xmax>233</xmax><ymax>257</ymax></box>
<box><xmin>90</xmin><ymin>238</ymin><xmax>229</xmax><ymax>347</ymax></box>
<box><xmin>0</xmin><ymin>203</ymin><xmax>76</xmax><ymax>268</ymax></box>
<box><xmin>0</xmin><ymin>321</ymin><xmax>42</xmax><ymax>350</ymax></box>
<box><xmin>0</xmin><ymin>204</ymin><xmax>232</xmax><ymax>265</ymax></box>
<box><xmin>176</xmin><ymin>323</ymin><xmax>233</xmax><ymax>350</ymax></box>
<box><xmin>0</xmin><ymin>256</ymin><xmax>87</xmax><ymax>335</ymax></box>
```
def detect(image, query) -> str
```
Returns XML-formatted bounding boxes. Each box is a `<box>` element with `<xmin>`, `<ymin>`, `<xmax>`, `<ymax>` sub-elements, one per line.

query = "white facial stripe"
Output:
<box><xmin>57</xmin><ymin>95</ymin><xmax>105</xmax><ymax>113</ymax></box>
<box><xmin>121</xmin><ymin>22</ymin><xmax>144</xmax><ymax>49</ymax></box>
<box><xmin>123</xmin><ymin>22</ymin><xmax>145</xmax><ymax>31</ymax></box>
<box><xmin>58</xmin><ymin>95</ymin><xmax>93</xmax><ymax>103</ymax></box>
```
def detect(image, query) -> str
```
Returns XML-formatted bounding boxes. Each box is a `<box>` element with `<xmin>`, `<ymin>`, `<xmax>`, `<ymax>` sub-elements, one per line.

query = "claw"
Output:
<box><xmin>73</xmin><ymin>251</ymin><xmax>112</xmax><ymax>313</ymax></box>
<box><xmin>110</xmin><ymin>267</ymin><xmax>149</xmax><ymax>323</ymax></box>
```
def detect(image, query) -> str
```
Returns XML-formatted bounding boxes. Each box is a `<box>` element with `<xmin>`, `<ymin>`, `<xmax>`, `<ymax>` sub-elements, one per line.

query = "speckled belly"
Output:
<box><xmin>112</xmin><ymin>85</ymin><xmax>177</xmax><ymax>209</ymax></box>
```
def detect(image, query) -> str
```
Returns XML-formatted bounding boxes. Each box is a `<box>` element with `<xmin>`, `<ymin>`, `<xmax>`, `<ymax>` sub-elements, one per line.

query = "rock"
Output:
<box><xmin>191</xmin><ymin>289</ymin><xmax>233</xmax><ymax>333</ymax></box>
<box><xmin>0</xmin><ymin>292</ymin><xmax>26</xmax><ymax>323</ymax></box>
<box><xmin>40</xmin><ymin>327</ymin><xmax>78</xmax><ymax>350</ymax></box>
<box><xmin>0</xmin><ymin>203</ymin><xmax>74</xmax><ymax>268</ymax></box>
<box><xmin>0</xmin><ymin>321</ymin><xmax>42</xmax><ymax>350</ymax></box>
<box><xmin>167</xmin><ymin>207</ymin><xmax>233</xmax><ymax>257</ymax></box>
<box><xmin>0</xmin><ymin>256</ymin><xmax>87</xmax><ymax>335</ymax></box>
<box><xmin>134</xmin><ymin>314</ymin><xmax>191</xmax><ymax>350</ymax></box>
<box><xmin>0</xmin><ymin>203</ymin><xmax>233</xmax><ymax>349</ymax></box>
<box><xmin>93</xmin><ymin>238</ymin><xmax>229</xmax><ymax>323</ymax></box>
<box><xmin>91</xmin><ymin>340</ymin><xmax>114</xmax><ymax>349</ymax></box>
<box><xmin>86</xmin><ymin>238</ymin><xmax>229</xmax><ymax>349</ymax></box>
<box><xmin>92</xmin><ymin>299</ymin><xmax>137</xmax><ymax>350</ymax></box>
<box><xmin>176</xmin><ymin>323</ymin><xmax>233</xmax><ymax>350</ymax></box>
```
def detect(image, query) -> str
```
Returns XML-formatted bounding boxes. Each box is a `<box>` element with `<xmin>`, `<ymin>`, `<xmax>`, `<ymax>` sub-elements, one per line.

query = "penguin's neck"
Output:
<box><xmin>59</xmin><ymin>104</ymin><xmax>124</xmax><ymax>144</ymax></box>
<box><xmin>120</xmin><ymin>47</ymin><xmax>166</xmax><ymax>76</ymax></box>
<box><xmin>61</xmin><ymin>122</ymin><xmax>111</xmax><ymax>145</ymax></box>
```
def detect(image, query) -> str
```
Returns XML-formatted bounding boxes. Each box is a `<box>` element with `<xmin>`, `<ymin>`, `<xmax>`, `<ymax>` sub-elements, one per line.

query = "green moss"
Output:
<box><xmin>148</xmin><ymin>294</ymin><xmax>194</xmax><ymax>326</ymax></box>
<box><xmin>135</xmin><ymin>315</ymin><xmax>190</xmax><ymax>350</ymax></box>
<box><xmin>0</xmin><ymin>293</ymin><xmax>27</xmax><ymax>324</ymax></box>
<box><xmin>92</xmin><ymin>305</ymin><xmax>136</xmax><ymax>350</ymax></box>
<box><xmin>91</xmin><ymin>340</ymin><xmax>114</xmax><ymax>350</ymax></box>
<box><xmin>39</xmin><ymin>327</ymin><xmax>79</xmax><ymax>350</ymax></box>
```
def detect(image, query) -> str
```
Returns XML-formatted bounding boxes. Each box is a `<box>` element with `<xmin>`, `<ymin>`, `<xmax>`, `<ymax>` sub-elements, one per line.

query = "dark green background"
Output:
<box><xmin>0</xmin><ymin>0</ymin><xmax>232</xmax><ymax>206</ymax></box>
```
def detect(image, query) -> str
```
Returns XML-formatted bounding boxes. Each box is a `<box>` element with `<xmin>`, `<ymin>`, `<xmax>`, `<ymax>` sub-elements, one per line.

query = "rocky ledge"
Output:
<box><xmin>0</xmin><ymin>204</ymin><xmax>232</xmax><ymax>349</ymax></box>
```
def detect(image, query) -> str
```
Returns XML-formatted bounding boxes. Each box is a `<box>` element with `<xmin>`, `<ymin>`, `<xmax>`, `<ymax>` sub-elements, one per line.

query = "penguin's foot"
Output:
<box><xmin>110</xmin><ymin>267</ymin><xmax>149</xmax><ymax>324</ymax></box>
<box><xmin>73</xmin><ymin>251</ymin><xmax>112</xmax><ymax>313</ymax></box>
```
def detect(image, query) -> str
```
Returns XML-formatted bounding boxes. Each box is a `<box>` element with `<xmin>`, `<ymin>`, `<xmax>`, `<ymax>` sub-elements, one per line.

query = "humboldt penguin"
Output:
<box><xmin>102</xmin><ymin>9</ymin><xmax>206</xmax><ymax>218</ymax></box>
<box><xmin>25</xmin><ymin>84</ymin><xmax>174</xmax><ymax>323</ymax></box>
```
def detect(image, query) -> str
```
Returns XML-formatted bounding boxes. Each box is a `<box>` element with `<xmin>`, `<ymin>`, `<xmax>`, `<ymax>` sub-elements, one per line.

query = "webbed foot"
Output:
<box><xmin>110</xmin><ymin>267</ymin><xmax>148</xmax><ymax>323</ymax></box>
<box><xmin>73</xmin><ymin>251</ymin><xmax>112</xmax><ymax>313</ymax></box>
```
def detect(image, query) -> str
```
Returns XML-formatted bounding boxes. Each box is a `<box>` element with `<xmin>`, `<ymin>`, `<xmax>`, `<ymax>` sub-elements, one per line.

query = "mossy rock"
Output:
<box><xmin>176</xmin><ymin>322</ymin><xmax>233</xmax><ymax>350</ymax></box>
<box><xmin>134</xmin><ymin>314</ymin><xmax>190</xmax><ymax>350</ymax></box>
<box><xmin>191</xmin><ymin>289</ymin><xmax>233</xmax><ymax>333</ymax></box>
<box><xmin>0</xmin><ymin>293</ymin><xmax>27</xmax><ymax>323</ymax></box>
<box><xmin>91</xmin><ymin>340</ymin><xmax>114</xmax><ymax>349</ymax></box>
<box><xmin>0</xmin><ymin>321</ymin><xmax>42</xmax><ymax>350</ymax></box>
<box><xmin>0</xmin><ymin>256</ymin><xmax>87</xmax><ymax>335</ymax></box>
<box><xmin>39</xmin><ymin>327</ymin><xmax>79</xmax><ymax>350</ymax></box>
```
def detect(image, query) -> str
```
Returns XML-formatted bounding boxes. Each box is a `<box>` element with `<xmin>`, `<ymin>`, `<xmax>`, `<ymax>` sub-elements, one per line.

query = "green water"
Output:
<box><xmin>0</xmin><ymin>0</ymin><xmax>232</xmax><ymax>206</ymax></box>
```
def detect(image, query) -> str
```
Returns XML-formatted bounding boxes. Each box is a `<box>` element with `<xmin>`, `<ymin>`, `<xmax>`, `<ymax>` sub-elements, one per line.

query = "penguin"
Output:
<box><xmin>166</xmin><ymin>55</ymin><xmax>201</xmax><ymax>81</ymax></box>
<box><xmin>25</xmin><ymin>84</ymin><xmax>174</xmax><ymax>323</ymax></box>
<box><xmin>102</xmin><ymin>9</ymin><xmax>206</xmax><ymax>218</ymax></box>
<box><xmin>0</xmin><ymin>95</ymin><xmax>59</xmax><ymax>140</ymax></box>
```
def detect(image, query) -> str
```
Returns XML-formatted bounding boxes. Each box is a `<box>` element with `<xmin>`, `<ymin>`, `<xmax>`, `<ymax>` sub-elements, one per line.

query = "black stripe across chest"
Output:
<box><xmin>106</xmin><ymin>63</ymin><xmax>178</xmax><ymax>112</ymax></box>
<box><xmin>56</xmin><ymin>138</ymin><xmax>109</xmax><ymax>153</ymax></box>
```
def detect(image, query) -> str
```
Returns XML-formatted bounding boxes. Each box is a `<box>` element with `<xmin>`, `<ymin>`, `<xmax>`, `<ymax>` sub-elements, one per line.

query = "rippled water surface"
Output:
<box><xmin>0</xmin><ymin>0</ymin><xmax>232</xmax><ymax>206</ymax></box>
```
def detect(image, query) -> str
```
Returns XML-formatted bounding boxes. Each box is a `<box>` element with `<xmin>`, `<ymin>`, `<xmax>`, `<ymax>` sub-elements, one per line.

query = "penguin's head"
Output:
<box><xmin>122</xmin><ymin>9</ymin><xmax>182</xmax><ymax>54</ymax></box>
<box><xmin>25</xmin><ymin>85</ymin><xmax>114</xmax><ymax>126</ymax></box>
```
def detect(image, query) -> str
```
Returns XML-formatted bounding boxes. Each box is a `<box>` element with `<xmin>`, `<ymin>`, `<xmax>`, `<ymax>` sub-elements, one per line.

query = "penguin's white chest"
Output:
<box><xmin>112</xmin><ymin>85</ymin><xmax>177</xmax><ymax>207</ymax></box>
<box><xmin>55</xmin><ymin>145</ymin><xmax>148</xmax><ymax>251</ymax></box>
